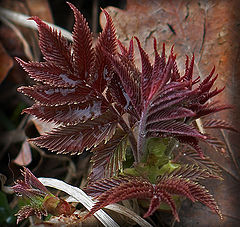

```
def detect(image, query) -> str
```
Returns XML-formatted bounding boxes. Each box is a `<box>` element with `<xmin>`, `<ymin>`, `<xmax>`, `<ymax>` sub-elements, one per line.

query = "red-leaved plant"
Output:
<box><xmin>12</xmin><ymin>167</ymin><xmax>75</xmax><ymax>224</ymax></box>
<box><xmin>14</xmin><ymin>2</ymin><xmax>236</xmax><ymax>224</ymax></box>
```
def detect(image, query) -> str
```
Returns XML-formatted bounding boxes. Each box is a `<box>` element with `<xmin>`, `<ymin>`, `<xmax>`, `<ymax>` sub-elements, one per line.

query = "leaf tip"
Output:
<box><xmin>28</xmin><ymin>16</ymin><xmax>41</xmax><ymax>24</ymax></box>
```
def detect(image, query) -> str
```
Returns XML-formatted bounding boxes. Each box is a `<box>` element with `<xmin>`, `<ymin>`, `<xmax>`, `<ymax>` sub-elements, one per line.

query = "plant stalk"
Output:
<box><xmin>118</xmin><ymin>117</ymin><xmax>139</xmax><ymax>163</ymax></box>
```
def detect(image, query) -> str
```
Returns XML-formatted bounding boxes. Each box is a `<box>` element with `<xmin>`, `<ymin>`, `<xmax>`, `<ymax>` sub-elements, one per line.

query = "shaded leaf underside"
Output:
<box><xmin>203</xmin><ymin>119</ymin><xmax>237</xmax><ymax>132</ymax></box>
<box><xmin>23</xmin><ymin>100</ymin><xmax>108</xmax><ymax>126</ymax></box>
<box><xmin>181</xmin><ymin>151</ymin><xmax>222</xmax><ymax>179</ymax></box>
<box><xmin>89</xmin><ymin>128</ymin><xmax>128</xmax><ymax>182</ymax></box>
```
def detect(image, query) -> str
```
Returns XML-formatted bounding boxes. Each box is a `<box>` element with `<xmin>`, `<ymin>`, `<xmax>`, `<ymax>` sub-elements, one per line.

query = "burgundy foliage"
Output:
<box><xmin>12</xmin><ymin>167</ymin><xmax>75</xmax><ymax>223</ymax></box>
<box><xmin>203</xmin><ymin>119</ymin><xmax>237</xmax><ymax>132</ymax></box>
<box><xmin>12</xmin><ymin>167</ymin><xmax>49</xmax><ymax>199</ymax></box>
<box><xmin>180</xmin><ymin>150</ymin><xmax>222</xmax><ymax>179</ymax></box>
<box><xmin>85</xmin><ymin>165</ymin><xmax>222</xmax><ymax>222</ymax></box>
<box><xmin>16</xmin><ymin>2</ymin><xmax>233</xmax><ymax>222</ymax></box>
<box><xmin>12</xmin><ymin>168</ymin><xmax>51</xmax><ymax>223</ymax></box>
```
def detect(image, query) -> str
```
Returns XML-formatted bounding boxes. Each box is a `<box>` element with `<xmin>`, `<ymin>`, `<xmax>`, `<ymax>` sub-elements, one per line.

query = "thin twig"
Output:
<box><xmin>220</xmin><ymin>129</ymin><xmax>240</xmax><ymax>176</ymax></box>
<box><xmin>92</xmin><ymin>0</ymin><xmax>98</xmax><ymax>38</ymax></box>
<box><xmin>0</xmin><ymin>7</ymin><xmax>73</xmax><ymax>42</ymax></box>
<box><xmin>222</xmin><ymin>212</ymin><xmax>240</xmax><ymax>221</ymax></box>
<box><xmin>215</xmin><ymin>161</ymin><xmax>240</xmax><ymax>182</ymax></box>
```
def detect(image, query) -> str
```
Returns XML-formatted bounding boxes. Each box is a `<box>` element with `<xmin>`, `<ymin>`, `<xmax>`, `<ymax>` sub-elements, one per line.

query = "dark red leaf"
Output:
<box><xmin>194</xmin><ymin>104</ymin><xmax>232</xmax><ymax>119</ymax></box>
<box><xmin>23</xmin><ymin>100</ymin><xmax>108</xmax><ymax>125</ymax></box>
<box><xmin>150</xmin><ymin>89</ymin><xmax>196</xmax><ymax>113</ymax></box>
<box><xmin>85</xmin><ymin>165</ymin><xmax>221</xmax><ymax>221</ymax></box>
<box><xmin>85</xmin><ymin>177</ymin><xmax>129</xmax><ymax>197</ymax></box>
<box><xmin>15</xmin><ymin>58</ymin><xmax>78</xmax><ymax>87</ymax></box>
<box><xmin>152</xmin><ymin>190</ymin><xmax>179</xmax><ymax>221</ymax></box>
<box><xmin>147</xmin><ymin>107</ymin><xmax>196</xmax><ymax>124</ymax></box>
<box><xmin>157</xmin><ymin>167</ymin><xmax>222</xmax><ymax>219</ymax></box>
<box><xmin>143</xmin><ymin>194</ymin><xmax>161</xmax><ymax>218</ymax></box>
<box><xmin>182</xmin><ymin>55</ymin><xmax>194</xmax><ymax>88</ymax></box>
<box><xmin>152</xmin><ymin>39</ymin><xmax>165</xmax><ymax>82</ymax></box>
<box><xmin>92</xmin><ymin>9</ymin><xmax>117</xmax><ymax>92</ymax></box>
<box><xmin>181</xmin><ymin>151</ymin><xmax>222</xmax><ymax>178</ymax></box>
<box><xmin>146</xmin><ymin>120</ymin><xmax>206</xmax><ymax>139</ymax></box>
<box><xmin>30</xmin><ymin>16</ymin><xmax>73</xmax><ymax>73</ymax></box>
<box><xmin>118</xmin><ymin>38</ymin><xmax>135</xmax><ymax>63</ymax></box>
<box><xmin>68</xmin><ymin>2</ymin><xmax>94</xmax><ymax>80</ymax></box>
<box><xmin>204</xmin><ymin>134</ymin><xmax>227</xmax><ymax>153</ymax></box>
<box><xmin>203</xmin><ymin>119</ymin><xmax>237</xmax><ymax>132</ymax></box>
<box><xmin>107</xmin><ymin>73</ymin><xmax>128</xmax><ymax>115</ymax></box>
<box><xmin>29</xmin><ymin>111</ymin><xmax>118</xmax><ymax>155</ymax></box>
<box><xmin>18</xmin><ymin>85</ymin><xmax>97</xmax><ymax>106</ymax></box>
<box><xmin>105</xmin><ymin>50</ymin><xmax>142</xmax><ymax>117</ymax></box>
<box><xmin>84</xmin><ymin>177</ymin><xmax>154</xmax><ymax>219</ymax></box>
<box><xmin>175</xmin><ymin>136</ymin><xmax>204</xmax><ymax>158</ymax></box>
<box><xmin>135</xmin><ymin>37</ymin><xmax>153</xmax><ymax>103</ymax></box>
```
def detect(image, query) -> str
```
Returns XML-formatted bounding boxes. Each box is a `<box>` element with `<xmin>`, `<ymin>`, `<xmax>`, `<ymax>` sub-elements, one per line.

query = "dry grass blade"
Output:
<box><xmin>67</xmin><ymin>196</ymin><xmax>153</xmax><ymax>227</ymax></box>
<box><xmin>0</xmin><ymin>15</ymin><xmax>33</xmax><ymax>60</ymax></box>
<box><xmin>105</xmin><ymin>204</ymin><xmax>153</xmax><ymax>227</ymax></box>
<box><xmin>220</xmin><ymin>129</ymin><xmax>240</xmax><ymax>176</ymax></box>
<box><xmin>38</xmin><ymin>177</ymin><xmax>120</xmax><ymax>227</ymax></box>
<box><xmin>0</xmin><ymin>7</ymin><xmax>73</xmax><ymax>42</ymax></box>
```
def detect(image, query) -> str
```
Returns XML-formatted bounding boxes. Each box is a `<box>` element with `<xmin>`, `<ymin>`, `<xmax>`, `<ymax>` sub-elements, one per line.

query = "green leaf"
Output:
<box><xmin>124</xmin><ymin>138</ymin><xmax>179</xmax><ymax>183</ymax></box>
<box><xmin>158</xmin><ymin>161</ymin><xmax>180</xmax><ymax>175</ymax></box>
<box><xmin>144</xmin><ymin>138</ymin><xmax>169</xmax><ymax>166</ymax></box>
<box><xmin>147</xmin><ymin>138</ymin><xmax>168</xmax><ymax>157</ymax></box>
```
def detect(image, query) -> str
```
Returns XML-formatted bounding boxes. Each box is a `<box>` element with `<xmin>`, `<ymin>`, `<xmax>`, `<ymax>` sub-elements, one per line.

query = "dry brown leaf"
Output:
<box><xmin>13</xmin><ymin>139</ymin><xmax>32</xmax><ymax>166</ymax></box>
<box><xmin>0</xmin><ymin>0</ymin><xmax>53</xmax><ymax>63</ymax></box>
<box><xmin>0</xmin><ymin>41</ymin><xmax>13</xmax><ymax>84</ymax></box>
<box><xmin>25</xmin><ymin>0</ymin><xmax>53</xmax><ymax>23</ymax></box>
